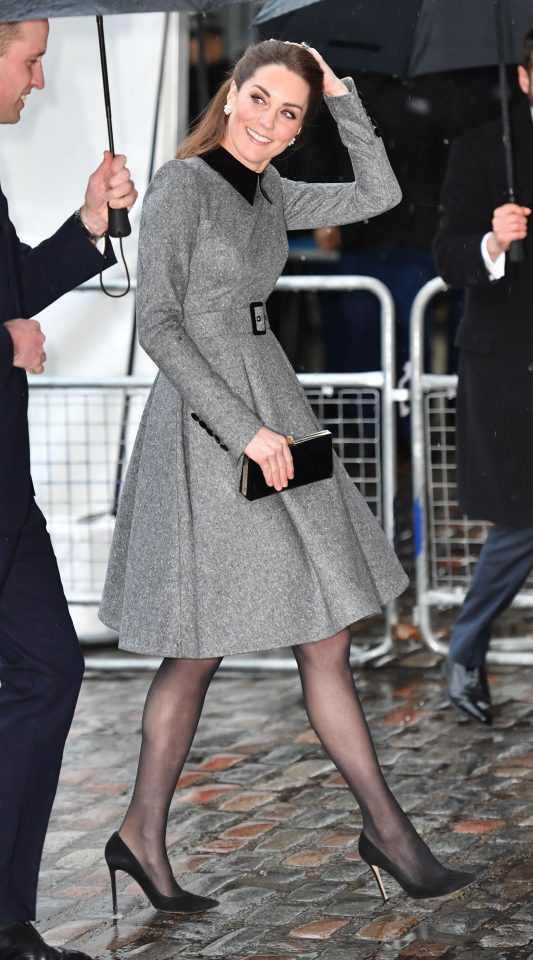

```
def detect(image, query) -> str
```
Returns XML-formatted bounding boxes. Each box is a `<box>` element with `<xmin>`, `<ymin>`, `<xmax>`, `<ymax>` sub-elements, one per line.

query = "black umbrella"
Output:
<box><xmin>255</xmin><ymin>0</ymin><xmax>424</xmax><ymax>76</ymax></box>
<box><xmin>2</xmin><ymin>1</ymin><xmax>244</xmax><ymax>16</ymax></box>
<box><xmin>255</xmin><ymin>0</ymin><xmax>531</xmax><ymax>74</ymax></box>
<box><xmin>255</xmin><ymin>0</ymin><xmax>532</xmax><ymax>261</ymax></box>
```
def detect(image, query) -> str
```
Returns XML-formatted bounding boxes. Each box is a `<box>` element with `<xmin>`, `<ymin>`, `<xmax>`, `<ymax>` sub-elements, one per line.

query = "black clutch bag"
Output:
<box><xmin>240</xmin><ymin>430</ymin><xmax>333</xmax><ymax>501</ymax></box>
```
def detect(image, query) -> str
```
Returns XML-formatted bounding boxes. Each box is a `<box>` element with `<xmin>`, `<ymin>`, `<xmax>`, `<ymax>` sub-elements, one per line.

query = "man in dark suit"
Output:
<box><xmin>433</xmin><ymin>29</ymin><xmax>533</xmax><ymax>725</ymax></box>
<box><xmin>0</xmin><ymin>19</ymin><xmax>137</xmax><ymax>959</ymax></box>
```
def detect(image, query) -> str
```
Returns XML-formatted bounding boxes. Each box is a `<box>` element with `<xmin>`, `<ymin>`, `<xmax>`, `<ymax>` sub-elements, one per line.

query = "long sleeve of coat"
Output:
<box><xmin>0</xmin><ymin>183</ymin><xmax>118</xmax><ymax>533</ymax></box>
<box><xmin>1</xmin><ymin>212</ymin><xmax>116</xmax><ymax>394</ymax></box>
<box><xmin>136</xmin><ymin>163</ymin><xmax>263</xmax><ymax>463</ymax></box>
<box><xmin>279</xmin><ymin>77</ymin><xmax>402</xmax><ymax>231</ymax></box>
<box><xmin>432</xmin><ymin>134</ymin><xmax>497</xmax><ymax>288</ymax></box>
<box><xmin>15</xmin><ymin>216</ymin><xmax>116</xmax><ymax>317</ymax></box>
<box><xmin>0</xmin><ymin>323</ymin><xmax>13</xmax><ymax>391</ymax></box>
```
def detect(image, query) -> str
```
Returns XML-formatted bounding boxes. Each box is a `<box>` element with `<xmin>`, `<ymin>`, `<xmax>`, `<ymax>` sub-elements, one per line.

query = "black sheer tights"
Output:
<box><xmin>120</xmin><ymin>632</ymin><xmax>453</xmax><ymax>899</ymax></box>
<box><xmin>120</xmin><ymin>656</ymin><xmax>221</xmax><ymax>897</ymax></box>
<box><xmin>292</xmin><ymin>630</ymin><xmax>455</xmax><ymax>890</ymax></box>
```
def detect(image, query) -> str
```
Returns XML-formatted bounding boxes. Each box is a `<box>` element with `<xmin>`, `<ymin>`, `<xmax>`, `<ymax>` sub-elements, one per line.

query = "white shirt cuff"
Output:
<box><xmin>481</xmin><ymin>232</ymin><xmax>505</xmax><ymax>280</ymax></box>
<box><xmin>95</xmin><ymin>236</ymin><xmax>106</xmax><ymax>255</ymax></box>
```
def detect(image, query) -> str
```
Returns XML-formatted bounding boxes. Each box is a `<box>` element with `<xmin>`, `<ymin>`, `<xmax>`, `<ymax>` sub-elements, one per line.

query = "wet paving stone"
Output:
<box><xmin>241</xmin><ymin>956</ymin><xmax>301</xmax><ymax>960</ymax></box>
<box><xmin>453</xmin><ymin>819</ymin><xmax>506</xmax><ymax>835</ymax></box>
<box><xmin>397</xmin><ymin>942</ymin><xmax>453</xmax><ymax>958</ymax></box>
<box><xmin>506</xmin><ymin>861</ymin><xmax>533</xmax><ymax>881</ymax></box>
<box><xmin>245</xmin><ymin>901</ymin><xmax>308</xmax><ymax>926</ymax></box>
<box><xmin>287</xmin><ymin>882</ymin><xmax>346</xmax><ymax>903</ymax></box>
<box><xmin>218</xmin><ymin>791</ymin><xmax>278</xmax><ymax>812</ymax></box>
<box><xmin>38</xmin><ymin>656</ymin><xmax>533</xmax><ymax>959</ymax></box>
<box><xmin>282</xmin><ymin>850</ymin><xmax>335</xmax><ymax>868</ymax></box>
<box><xmin>256</xmin><ymin>867</ymin><xmax>307</xmax><ymax>888</ymax></box>
<box><xmin>213</xmin><ymin>853</ymin><xmax>273</xmax><ymax>874</ymax></box>
<box><xmin>292</xmin><ymin>811</ymin><xmax>347</xmax><ymax>830</ymax></box>
<box><xmin>220</xmin><ymin>821</ymin><xmax>276</xmax><ymax>842</ymax></box>
<box><xmin>356</xmin><ymin>913</ymin><xmax>421</xmax><ymax>941</ymax></box>
<box><xmin>176</xmin><ymin>784</ymin><xmax>240</xmax><ymax>805</ymax></box>
<box><xmin>319</xmin><ymin>861</ymin><xmax>367</xmax><ymax>883</ymax></box>
<box><xmin>256</xmin><ymin>829</ymin><xmax>309</xmax><ymax>852</ymax></box>
<box><xmin>218</xmin><ymin>763</ymin><xmax>269</xmax><ymax>784</ymax></box>
<box><xmin>319</xmin><ymin>946</ymin><xmax>377</xmax><ymax>960</ymax></box>
<box><xmin>198</xmin><ymin>925</ymin><xmax>266</xmax><ymax>955</ymax></box>
<box><xmin>479</xmin><ymin>928</ymin><xmax>533</xmax><ymax>948</ymax></box>
<box><xmin>288</xmin><ymin>918</ymin><xmax>351</xmax><ymax>939</ymax></box>
<box><xmin>325</xmin><ymin>897</ymin><xmax>382</xmax><ymax>919</ymax></box>
<box><xmin>256</xmin><ymin>941</ymin><xmax>319</xmax><ymax>956</ymax></box>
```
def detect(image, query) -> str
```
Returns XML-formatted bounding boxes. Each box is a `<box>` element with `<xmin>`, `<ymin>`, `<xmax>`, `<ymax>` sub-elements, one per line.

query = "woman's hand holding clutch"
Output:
<box><xmin>244</xmin><ymin>427</ymin><xmax>294</xmax><ymax>492</ymax></box>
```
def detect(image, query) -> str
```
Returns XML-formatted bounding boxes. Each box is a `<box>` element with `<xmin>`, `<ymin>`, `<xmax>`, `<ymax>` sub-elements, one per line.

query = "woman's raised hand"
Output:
<box><xmin>244</xmin><ymin>427</ymin><xmax>294</xmax><ymax>492</ymax></box>
<box><xmin>302</xmin><ymin>45</ymin><xmax>347</xmax><ymax>97</ymax></box>
<box><xmin>277</xmin><ymin>40</ymin><xmax>347</xmax><ymax>97</ymax></box>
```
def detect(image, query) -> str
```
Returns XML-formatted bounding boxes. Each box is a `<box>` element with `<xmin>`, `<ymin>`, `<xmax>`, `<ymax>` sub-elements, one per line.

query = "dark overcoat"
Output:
<box><xmin>0</xmin><ymin>184</ymin><xmax>115</xmax><ymax>532</ymax></box>
<box><xmin>433</xmin><ymin>101</ymin><xmax>533</xmax><ymax>527</ymax></box>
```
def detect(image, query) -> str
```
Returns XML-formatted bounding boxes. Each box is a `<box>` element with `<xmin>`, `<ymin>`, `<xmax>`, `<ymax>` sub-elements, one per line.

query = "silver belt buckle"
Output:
<box><xmin>250</xmin><ymin>301</ymin><xmax>267</xmax><ymax>335</ymax></box>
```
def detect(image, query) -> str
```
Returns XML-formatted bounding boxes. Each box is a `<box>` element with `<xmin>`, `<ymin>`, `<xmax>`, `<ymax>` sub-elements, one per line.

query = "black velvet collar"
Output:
<box><xmin>200</xmin><ymin>146</ymin><xmax>271</xmax><ymax>205</ymax></box>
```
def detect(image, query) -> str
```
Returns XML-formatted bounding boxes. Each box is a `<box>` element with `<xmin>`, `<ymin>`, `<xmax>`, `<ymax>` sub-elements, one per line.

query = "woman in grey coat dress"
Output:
<box><xmin>100</xmin><ymin>41</ymin><xmax>474</xmax><ymax>912</ymax></box>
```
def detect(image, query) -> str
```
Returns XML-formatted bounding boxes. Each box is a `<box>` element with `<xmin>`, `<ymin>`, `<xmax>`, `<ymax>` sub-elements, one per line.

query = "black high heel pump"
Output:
<box><xmin>358</xmin><ymin>832</ymin><xmax>475</xmax><ymax>902</ymax></box>
<box><xmin>105</xmin><ymin>832</ymin><xmax>218</xmax><ymax>915</ymax></box>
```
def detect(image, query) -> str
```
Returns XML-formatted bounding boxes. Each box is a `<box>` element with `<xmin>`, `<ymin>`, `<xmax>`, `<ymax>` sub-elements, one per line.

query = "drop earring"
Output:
<box><xmin>288</xmin><ymin>137</ymin><xmax>296</xmax><ymax>146</ymax></box>
<box><xmin>223</xmin><ymin>103</ymin><xmax>231</xmax><ymax>116</ymax></box>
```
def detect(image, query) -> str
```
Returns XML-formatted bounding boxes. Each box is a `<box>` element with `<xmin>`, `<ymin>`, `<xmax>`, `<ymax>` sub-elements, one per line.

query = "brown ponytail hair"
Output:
<box><xmin>177</xmin><ymin>40</ymin><xmax>324</xmax><ymax>160</ymax></box>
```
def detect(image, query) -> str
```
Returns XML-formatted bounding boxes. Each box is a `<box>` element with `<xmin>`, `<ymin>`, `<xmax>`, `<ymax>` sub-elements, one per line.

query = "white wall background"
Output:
<box><xmin>2</xmin><ymin>11</ymin><xmax>188</xmax><ymax>378</ymax></box>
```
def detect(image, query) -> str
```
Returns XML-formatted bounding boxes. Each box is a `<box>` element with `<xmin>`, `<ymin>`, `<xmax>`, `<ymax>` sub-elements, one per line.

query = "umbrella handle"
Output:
<box><xmin>108</xmin><ymin>207</ymin><xmax>132</xmax><ymax>238</ymax></box>
<box><xmin>509</xmin><ymin>239</ymin><xmax>525</xmax><ymax>264</ymax></box>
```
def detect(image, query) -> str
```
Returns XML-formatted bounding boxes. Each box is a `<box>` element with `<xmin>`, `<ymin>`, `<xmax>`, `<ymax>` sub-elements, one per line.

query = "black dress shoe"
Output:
<box><xmin>446</xmin><ymin>657</ymin><xmax>492</xmax><ymax>725</ymax></box>
<box><xmin>0</xmin><ymin>921</ymin><xmax>93</xmax><ymax>960</ymax></box>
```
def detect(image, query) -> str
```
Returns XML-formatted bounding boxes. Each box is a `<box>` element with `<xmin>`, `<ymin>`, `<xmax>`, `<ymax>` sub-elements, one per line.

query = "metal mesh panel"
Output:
<box><xmin>29</xmin><ymin>386</ymin><xmax>149</xmax><ymax>600</ymax></box>
<box><xmin>424</xmin><ymin>389</ymin><xmax>533</xmax><ymax>593</ymax></box>
<box><xmin>306</xmin><ymin>386</ymin><xmax>382</xmax><ymax>522</ymax></box>
<box><xmin>28</xmin><ymin>382</ymin><xmax>383</xmax><ymax>601</ymax></box>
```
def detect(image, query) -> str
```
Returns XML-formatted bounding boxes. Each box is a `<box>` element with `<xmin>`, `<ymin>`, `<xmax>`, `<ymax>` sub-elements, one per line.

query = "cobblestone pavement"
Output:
<box><xmin>37</xmin><ymin>644</ymin><xmax>533</xmax><ymax>960</ymax></box>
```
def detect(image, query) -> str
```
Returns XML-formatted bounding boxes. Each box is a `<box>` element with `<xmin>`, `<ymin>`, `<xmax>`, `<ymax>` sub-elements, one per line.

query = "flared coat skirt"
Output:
<box><xmin>99</xmin><ymin>320</ymin><xmax>408</xmax><ymax>658</ymax></box>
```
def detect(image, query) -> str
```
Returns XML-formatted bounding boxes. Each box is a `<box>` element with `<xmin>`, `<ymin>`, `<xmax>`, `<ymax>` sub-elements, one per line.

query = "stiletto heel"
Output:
<box><xmin>369</xmin><ymin>863</ymin><xmax>388</xmax><ymax>902</ymax></box>
<box><xmin>358</xmin><ymin>832</ymin><xmax>475</xmax><ymax>901</ymax></box>
<box><xmin>108</xmin><ymin>864</ymin><xmax>118</xmax><ymax>915</ymax></box>
<box><xmin>104</xmin><ymin>832</ymin><xmax>218</xmax><ymax>914</ymax></box>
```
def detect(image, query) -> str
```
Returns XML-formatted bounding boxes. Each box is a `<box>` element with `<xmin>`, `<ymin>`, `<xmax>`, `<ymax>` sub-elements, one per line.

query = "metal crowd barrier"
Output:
<box><xmin>29</xmin><ymin>275</ymin><xmax>399</xmax><ymax>671</ymax></box>
<box><xmin>409</xmin><ymin>277</ymin><xmax>533</xmax><ymax>665</ymax></box>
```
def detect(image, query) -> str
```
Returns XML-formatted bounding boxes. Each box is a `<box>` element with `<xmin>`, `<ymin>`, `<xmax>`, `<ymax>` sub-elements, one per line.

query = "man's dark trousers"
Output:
<box><xmin>450</xmin><ymin>524</ymin><xmax>533</xmax><ymax>666</ymax></box>
<box><xmin>0</xmin><ymin>500</ymin><xmax>84</xmax><ymax>923</ymax></box>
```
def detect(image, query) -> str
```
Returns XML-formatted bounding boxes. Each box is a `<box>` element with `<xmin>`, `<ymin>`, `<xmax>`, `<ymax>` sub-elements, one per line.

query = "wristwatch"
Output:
<box><xmin>74</xmin><ymin>208</ymin><xmax>107</xmax><ymax>242</ymax></box>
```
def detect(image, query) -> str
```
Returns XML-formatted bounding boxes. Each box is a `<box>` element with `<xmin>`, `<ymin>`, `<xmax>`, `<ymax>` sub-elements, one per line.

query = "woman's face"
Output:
<box><xmin>221</xmin><ymin>63</ymin><xmax>310</xmax><ymax>173</ymax></box>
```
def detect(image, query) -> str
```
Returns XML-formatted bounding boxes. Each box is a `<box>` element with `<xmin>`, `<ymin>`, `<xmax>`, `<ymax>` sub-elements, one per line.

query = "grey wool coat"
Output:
<box><xmin>99</xmin><ymin>77</ymin><xmax>408</xmax><ymax>658</ymax></box>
